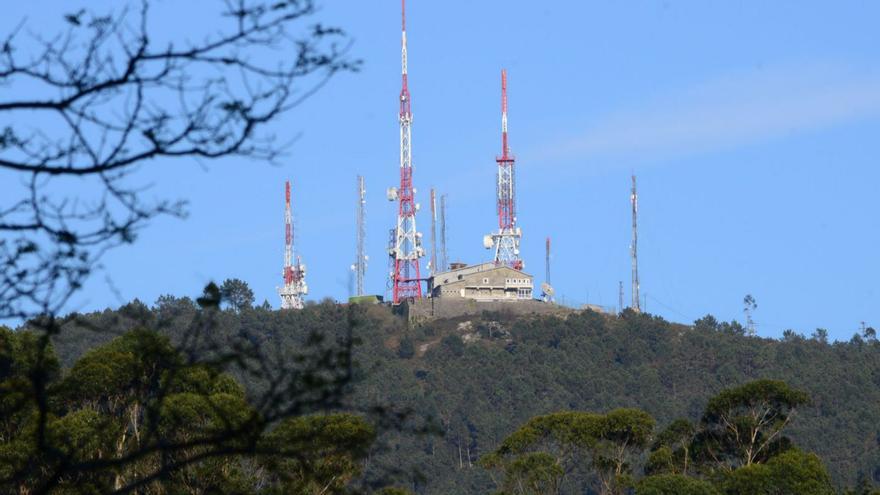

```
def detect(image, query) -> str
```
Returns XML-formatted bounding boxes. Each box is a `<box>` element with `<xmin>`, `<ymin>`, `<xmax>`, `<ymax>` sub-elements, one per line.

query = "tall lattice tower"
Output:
<box><xmin>352</xmin><ymin>175</ymin><xmax>367</xmax><ymax>297</ymax></box>
<box><xmin>278</xmin><ymin>180</ymin><xmax>307</xmax><ymax>309</ymax></box>
<box><xmin>485</xmin><ymin>69</ymin><xmax>523</xmax><ymax>270</ymax></box>
<box><xmin>630</xmin><ymin>174</ymin><xmax>641</xmax><ymax>312</ymax></box>
<box><xmin>387</xmin><ymin>0</ymin><xmax>424</xmax><ymax>304</ymax></box>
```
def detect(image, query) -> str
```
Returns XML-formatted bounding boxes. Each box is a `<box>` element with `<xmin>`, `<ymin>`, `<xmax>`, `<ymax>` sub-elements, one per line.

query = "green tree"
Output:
<box><xmin>257</xmin><ymin>413</ymin><xmax>375</xmax><ymax>494</ymax></box>
<box><xmin>480</xmin><ymin>411</ymin><xmax>600</xmax><ymax>494</ymax></box>
<box><xmin>398</xmin><ymin>336</ymin><xmax>415</xmax><ymax>359</ymax></box>
<box><xmin>636</xmin><ymin>474</ymin><xmax>720</xmax><ymax>495</ymax></box>
<box><xmin>696</xmin><ymin>380</ymin><xmax>808</xmax><ymax>470</ymax></box>
<box><xmin>1</xmin><ymin>326</ymin><xmax>378</xmax><ymax>494</ymax></box>
<box><xmin>220</xmin><ymin>278</ymin><xmax>256</xmax><ymax>312</ymax></box>
<box><xmin>481</xmin><ymin>409</ymin><xmax>655</xmax><ymax>495</ymax></box>
<box><xmin>592</xmin><ymin>408</ymin><xmax>656</xmax><ymax>494</ymax></box>
<box><xmin>646</xmin><ymin>419</ymin><xmax>697</xmax><ymax>475</ymax></box>
<box><xmin>720</xmin><ymin>449</ymin><xmax>834</xmax><ymax>495</ymax></box>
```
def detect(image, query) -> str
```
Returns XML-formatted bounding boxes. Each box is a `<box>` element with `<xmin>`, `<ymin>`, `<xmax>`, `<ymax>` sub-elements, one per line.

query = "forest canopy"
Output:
<box><xmin>5</xmin><ymin>285</ymin><xmax>877</xmax><ymax>494</ymax></box>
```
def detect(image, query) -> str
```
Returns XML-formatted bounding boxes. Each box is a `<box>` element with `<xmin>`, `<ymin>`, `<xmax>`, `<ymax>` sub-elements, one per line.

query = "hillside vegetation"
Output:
<box><xmin>42</xmin><ymin>294</ymin><xmax>880</xmax><ymax>493</ymax></box>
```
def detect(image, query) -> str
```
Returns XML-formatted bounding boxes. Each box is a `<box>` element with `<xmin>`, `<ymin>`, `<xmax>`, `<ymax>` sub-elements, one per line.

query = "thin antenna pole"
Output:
<box><xmin>631</xmin><ymin>174</ymin><xmax>641</xmax><ymax>312</ymax></box>
<box><xmin>354</xmin><ymin>175</ymin><xmax>367</xmax><ymax>296</ymax></box>
<box><xmin>545</xmin><ymin>237</ymin><xmax>551</xmax><ymax>286</ymax></box>
<box><xmin>430</xmin><ymin>188</ymin><xmax>438</xmax><ymax>275</ymax></box>
<box><xmin>439</xmin><ymin>194</ymin><xmax>449</xmax><ymax>272</ymax></box>
<box><xmin>618</xmin><ymin>281</ymin><xmax>624</xmax><ymax>314</ymax></box>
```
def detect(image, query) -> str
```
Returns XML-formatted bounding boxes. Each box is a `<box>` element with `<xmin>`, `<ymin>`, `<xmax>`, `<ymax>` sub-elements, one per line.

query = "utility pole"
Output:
<box><xmin>484</xmin><ymin>69</ymin><xmax>523</xmax><ymax>270</ymax></box>
<box><xmin>387</xmin><ymin>0</ymin><xmax>424</xmax><ymax>304</ymax></box>
<box><xmin>278</xmin><ymin>180</ymin><xmax>307</xmax><ymax>309</ymax></box>
<box><xmin>631</xmin><ymin>174</ymin><xmax>641</xmax><ymax>312</ymax></box>
<box><xmin>618</xmin><ymin>281</ymin><xmax>624</xmax><ymax>314</ymax></box>
<box><xmin>352</xmin><ymin>175</ymin><xmax>367</xmax><ymax>296</ymax></box>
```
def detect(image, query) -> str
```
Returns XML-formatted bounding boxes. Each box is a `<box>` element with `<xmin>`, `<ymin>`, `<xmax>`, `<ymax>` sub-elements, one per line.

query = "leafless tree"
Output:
<box><xmin>0</xmin><ymin>0</ymin><xmax>358</xmax><ymax>320</ymax></box>
<box><xmin>0</xmin><ymin>2</ymin><xmax>419</xmax><ymax>493</ymax></box>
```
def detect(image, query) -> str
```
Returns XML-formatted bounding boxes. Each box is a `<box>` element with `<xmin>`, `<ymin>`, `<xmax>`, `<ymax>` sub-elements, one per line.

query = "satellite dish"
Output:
<box><xmin>541</xmin><ymin>283</ymin><xmax>555</xmax><ymax>297</ymax></box>
<box><xmin>386</xmin><ymin>187</ymin><xmax>398</xmax><ymax>201</ymax></box>
<box><xmin>483</xmin><ymin>235</ymin><xmax>493</xmax><ymax>249</ymax></box>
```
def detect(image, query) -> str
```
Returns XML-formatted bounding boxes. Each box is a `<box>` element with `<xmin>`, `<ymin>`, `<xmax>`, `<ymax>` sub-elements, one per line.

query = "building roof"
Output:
<box><xmin>431</xmin><ymin>262</ymin><xmax>531</xmax><ymax>284</ymax></box>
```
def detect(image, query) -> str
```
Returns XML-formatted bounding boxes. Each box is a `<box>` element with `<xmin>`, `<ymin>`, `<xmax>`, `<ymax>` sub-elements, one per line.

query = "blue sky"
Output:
<box><xmin>3</xmin><ymin>1</ymin><xmax>879</xmax><ymax>341</ymax></box>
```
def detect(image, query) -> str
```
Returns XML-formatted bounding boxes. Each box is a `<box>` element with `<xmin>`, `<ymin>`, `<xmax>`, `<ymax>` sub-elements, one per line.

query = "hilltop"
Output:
<box><xmin>44</xmin><ymin>297</ymin><xmax>880</xmax><ymax>493</ymax></box>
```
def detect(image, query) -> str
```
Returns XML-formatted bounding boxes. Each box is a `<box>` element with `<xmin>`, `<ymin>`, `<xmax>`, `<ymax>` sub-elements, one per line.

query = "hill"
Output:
<box><xmin>46</xmin><ymin>297</ymin><xmax>880</xmax><ymax>493</ymax></box>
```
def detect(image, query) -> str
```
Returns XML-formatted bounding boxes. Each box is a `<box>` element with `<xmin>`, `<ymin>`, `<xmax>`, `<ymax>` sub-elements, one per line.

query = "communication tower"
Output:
<box><xmin>631</xmin><ymin>174</ymin><xmax>641</xmax><ymax>312</ymax></box>
<box><xmin>484</xmin><ymin>69</ymin><xmax>523</xmax><ymax>270</ymax></box>
<box><xmin>387</xmin><ymin>0</ymin><xmax>424</xmax><ymax>304</ymax></box>
<box><xmin>278</xmin><ymin>180</ymin><xmax>307</xmax><ymax>309</ymax></box>
<box><xmin>351</xmin><ymin>175</ymin><xmax>367</xmax><ymax>296</ymax></box>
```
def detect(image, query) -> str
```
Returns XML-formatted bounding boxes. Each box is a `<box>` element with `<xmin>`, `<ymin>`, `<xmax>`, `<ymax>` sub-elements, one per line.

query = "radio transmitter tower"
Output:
<box><xmin>631</xmin><ymin>174</ymin><xmax>641</xmax><ymax>313</ymax></box>
<box><xmin>352</xmin><ymin>175</ymin><xmax>367</xmax><ymax>297</ymax></box>
<box><xmin>484</xmin><ymin>69</ymin><xmax>523</xmax><ymax>270</ymax></box>
<box><xmin>278</xmin><ymin>180</ymin><xmax>307</xmax><ymax>309</ymax></box>
<box><xmin>387</xmin><ymin>0</ymin><xmax>424</xmax><ymax>304</ymax></box>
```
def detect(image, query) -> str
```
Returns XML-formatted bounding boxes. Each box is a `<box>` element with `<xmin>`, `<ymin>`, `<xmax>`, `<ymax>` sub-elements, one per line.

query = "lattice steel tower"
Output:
<box><xmin>352</xmin><ymin>175</ymin><xmax>367</xmax><ymax>297</ymax></box>
<box><xmin>631</xmin><ymin>174</ymin><xmax>641</xmax><ymax>312</ymax></box>
<box><xmin>485</xmin><ymin>69</ymin><xmax>523</xmax><ymax>270</ymax></box>
<box><xmin>387</xmin><ymin>0</ymin><xmax>424</xmax><ymax>304</ymax></box>
<box><xmin>278</xmin><ymin>180</ymin><xmax>307</xmax><ymax>309</ymax></box>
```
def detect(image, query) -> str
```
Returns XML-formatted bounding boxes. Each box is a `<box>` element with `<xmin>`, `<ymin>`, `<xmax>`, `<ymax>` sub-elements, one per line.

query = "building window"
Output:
<box><xmin>517</xmin><ymin>287</ymin><xmax>531</xmax><ymax>299</ymax></box>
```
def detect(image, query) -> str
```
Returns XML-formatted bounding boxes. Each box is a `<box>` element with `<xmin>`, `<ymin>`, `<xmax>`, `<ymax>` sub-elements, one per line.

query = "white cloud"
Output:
<box><xmin>541</xmin><ymin>62</ymin><xmax>880</xmax><ymax>163</ymax></box>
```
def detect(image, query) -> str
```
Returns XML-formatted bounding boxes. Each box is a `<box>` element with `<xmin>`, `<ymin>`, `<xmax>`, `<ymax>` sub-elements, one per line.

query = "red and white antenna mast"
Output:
<box><xmin>484</xmin><ymin>69</ymin><xmax>523</xmax><ymax>270</ymax></box>
<box><xmin>387</xmin><ymin>0</ymin><xmax>424</xmax><ymax>304</ymax></box>
<box><xmin>278</xmin><ymin>180</ymin><xmax>307</xmax><ymax>309</ymax></box>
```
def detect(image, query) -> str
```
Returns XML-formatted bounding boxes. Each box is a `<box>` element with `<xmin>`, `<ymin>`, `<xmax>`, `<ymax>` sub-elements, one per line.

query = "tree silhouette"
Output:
<box><xmin>0</xmin><ymin>0</ymin><xmax>358</xmax><ymax>320</ymax></box>
<box><xmin>0</xmin><ymin>1</ymin><xmax>372</xmax><ymax>492</ymax></box>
